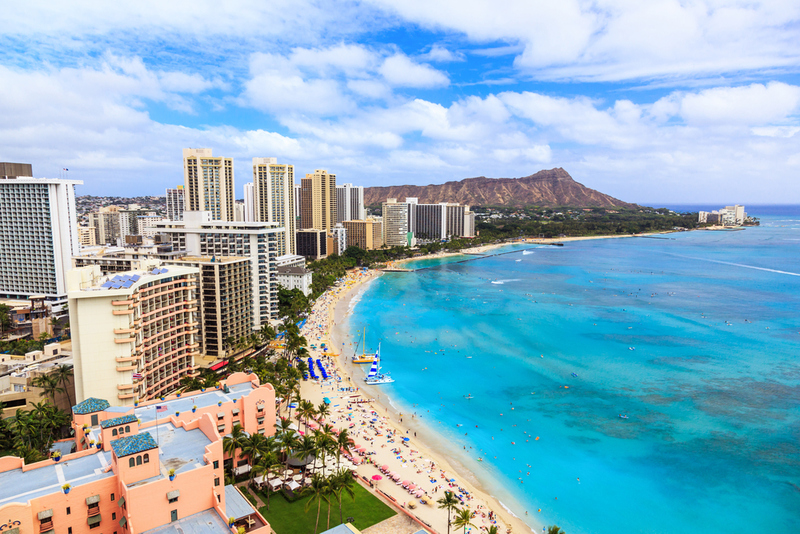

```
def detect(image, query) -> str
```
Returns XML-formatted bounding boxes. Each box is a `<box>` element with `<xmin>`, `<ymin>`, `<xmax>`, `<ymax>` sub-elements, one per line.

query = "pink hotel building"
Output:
<box><xmin>0</xmin><ymin>373</ymin><xmax>275</xmax><ymax>534</ymax></box>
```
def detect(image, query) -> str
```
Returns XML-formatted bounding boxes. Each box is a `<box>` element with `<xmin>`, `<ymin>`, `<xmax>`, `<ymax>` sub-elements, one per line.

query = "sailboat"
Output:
<box><xmin>364</xmin><ymin>343</ymin><xmax>394</xmax><ymax>385</ymax></box>
<box><xmin>352</xmin><ymin>328</ymin><xmax>373</xmax><ymax>364</ymax></box>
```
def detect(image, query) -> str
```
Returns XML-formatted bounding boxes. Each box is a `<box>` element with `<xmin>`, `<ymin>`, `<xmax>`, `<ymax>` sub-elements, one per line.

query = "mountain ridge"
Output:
<box><xmin>363</xmin><ymin>168</ymin><xmax>633</xmax><ymax>208</ymax></box>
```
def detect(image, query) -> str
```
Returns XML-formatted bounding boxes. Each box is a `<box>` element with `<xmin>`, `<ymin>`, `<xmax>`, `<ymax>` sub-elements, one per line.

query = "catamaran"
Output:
<box><xmin>352</xmin><ymin>328</ymin><xmax>374</xmax><ymax>364</ymax></box>
<box><xmin>364</xmin><ymin>343</ymin><xmax>394</xmax><ymax>385</ymax></box>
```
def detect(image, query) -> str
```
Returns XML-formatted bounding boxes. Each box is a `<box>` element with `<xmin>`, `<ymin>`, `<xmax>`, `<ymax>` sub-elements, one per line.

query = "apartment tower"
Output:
<box><xmin>299</xmin><ymin>169</ymin><xmax>336</xmax><ymax>231</ymax></box>
<box><xmin>253</xmin><ymin>158</ymin><xmax>296</xmax><ymax>256</ymax></box>
<box><xmin>166</xmin><ymin>186</ymin><xmax>185</xmax><ymax>221</ymax></box>
<box><xmin>243</xmin><ymin>182</ymin><xmax>256</xmax><ymax>222</ymax></box>
<box><xmin>183</xmin><ymin>148</ymin><xmax>234</xmax><ymax>221</ymax></box>
<box><xmin>382</xmin><ymin>198</ymin><xmax>411</xmax><ymax>247</ymax></box>
<box><xmin>336</xmin><ymin>183</ymin><xmax>365</xmax><ymax>223</ymax></box>
<box><xmin>0</xmin><ymin>168</ymin><xmax>82</xmax><ymax>311</ymax></box>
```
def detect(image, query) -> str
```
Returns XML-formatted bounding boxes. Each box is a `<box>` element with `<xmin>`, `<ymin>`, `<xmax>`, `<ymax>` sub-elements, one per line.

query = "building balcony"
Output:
<box><xmin>117</xmin><ymin>384</ymin><xmax>135</xmax><ymax>390</ymax></box>
<box><xmin>118</xmin><ymin>392</ymin><xmax>135</xmax><ymax>400</ymax></box>
<box><xmin>112</xmin><ymin>309</ymin><xmax>134</xmax><ymax>315</ymax></box>
<box><xmin>111</xmin><ymin>299</ymin><xmax>134</xmax><ymax>306</ymax></box>
<box><xmin>113</xmin><ymin>327</ymin><xmax>140</xmax><ymax>334</ymax></box>
<box><xmin>114</xmin><ymin>337</ymin><xmax>136</xmax><ymax>344</ymax></box>
<box><xmin>116</xmin><ymin>364</ymin><xmax>137</xmax><ymax>372</ymax></box>
<box><xmin>115</xmin><ymin>355</ymin><xmax>141</xmax><ymax>363</ymax></box>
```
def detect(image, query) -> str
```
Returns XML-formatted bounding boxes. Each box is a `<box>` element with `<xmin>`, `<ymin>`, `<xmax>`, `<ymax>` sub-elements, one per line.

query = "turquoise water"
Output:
<box><xmin>347</xmin><ymin>211</ymin><xmax>800</xmax><ymax>534</ymax></box>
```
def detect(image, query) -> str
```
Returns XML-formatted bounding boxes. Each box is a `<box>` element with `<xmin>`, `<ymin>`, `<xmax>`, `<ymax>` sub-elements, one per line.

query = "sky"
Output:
<box><xmin>1</xmin><ymin>1</ymin><xmax>799</xmax><ymax>205</ymax></box>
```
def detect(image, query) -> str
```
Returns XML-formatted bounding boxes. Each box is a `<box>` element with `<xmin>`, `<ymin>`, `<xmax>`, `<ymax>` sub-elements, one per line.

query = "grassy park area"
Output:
<box><xmin>256</xmin><ymin>483</ymin><xmax>396</xmax><ymax>534</ymax></box>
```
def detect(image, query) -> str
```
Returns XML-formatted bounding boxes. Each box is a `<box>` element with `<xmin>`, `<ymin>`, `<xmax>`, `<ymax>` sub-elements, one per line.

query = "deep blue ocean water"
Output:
<box><xmin>346</xmin><ymin>208</ymin><xmax>800</xmax><ymax>534</ymax></box>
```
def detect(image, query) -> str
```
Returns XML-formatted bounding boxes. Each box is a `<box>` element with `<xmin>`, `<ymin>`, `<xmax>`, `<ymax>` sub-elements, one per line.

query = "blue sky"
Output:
<box><xmin>1</xmin><ymin>1</ymin><xmax>799</xmax><ymax>204</ymax></box>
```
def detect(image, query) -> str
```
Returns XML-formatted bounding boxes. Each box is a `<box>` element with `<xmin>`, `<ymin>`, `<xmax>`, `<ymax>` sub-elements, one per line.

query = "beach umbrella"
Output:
<box><xmin>415</xmin><ymin>490</ymin><xmax>425</xmax><ymax>498</ymax></box>
<box><xmin>402</xmin><ymin>437</ymin><xmax>410</xmax><ymax>441</ymax></box>
<box><xmin>401</xmin><ymin>480</ymin><xmax>410</xmax><ymax>487</ymax></box>
<box><xmin>372</xmin><ymin>475</ymin><xmax>382</xmax><ymax>481</ymax></box>
<box><xmin>381</xmin><ymin>464</ymin><xmax>389</xmax><ymax>471</ymax></box>
<box><xmin>408</xmin><ymin>484</ymin><xmax>417</xmax><ymax>490</ymax></box>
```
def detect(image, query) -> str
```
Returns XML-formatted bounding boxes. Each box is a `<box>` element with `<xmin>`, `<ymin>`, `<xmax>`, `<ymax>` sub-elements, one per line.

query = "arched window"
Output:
<box><xmin>112</xmin><ymin>429</ymin><xmax>118</xmax><ymax>436</ymax></box>
<box><xmin>136</xmin><ymin>455</ymin><xmax>142</xmax><ymax>465</ymax></box>
<box><xmin>143</xmin><ymin>453</ymin><xmax>149</xmax><ymax>463</ymax></box>
<box><xmin>125</xmin><ymin>425</ymin><xmax>131</xmax><ymax>433</ymax></box>
<box><xmin>129</xmin><ymin>458</ymin><xmax>135</xmax><ymax>468</ymax></box>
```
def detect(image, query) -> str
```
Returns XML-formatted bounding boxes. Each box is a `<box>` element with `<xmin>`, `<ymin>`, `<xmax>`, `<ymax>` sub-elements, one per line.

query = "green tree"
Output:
<box><xmin>331</xmin><ymin>467</ymin><xmax>356</xmax><ymax>525</ymax></box>
<box><xmin>548</xmin><ymin>527</ymin><xmax>565</xmax><ymax>534</ymax></box>
<box><xmin>304</xmin><ymin>473</ymin><xmax>331</xmax><ymax>534</ymax></box>
<box><xmin>453</xmin><ymin>508</ymin><xmax>475</xmax><ymax>534</ymax></box>
<box><xmin>51</xmin><ymin>365</ymin><xmax>74</xmax><ymax>406</ymax></box>
<box><xmin>251</xmin><ymin>448</ymin><xmax>281</xmax><ymax>510</ymax></box>
<box><xmin>222</xmin><ymin>424</ymin><xmax>248</xmax><ymax>481</ymax></box>
<box><xmin>31</xmin><ymin>374</ymin><xmax>63</xmax><ymax>404</ymax></box>
<box><xmin>437</xmin><ymin>491</ymin><xmax>460</xmax><ymax>534</ymax></box>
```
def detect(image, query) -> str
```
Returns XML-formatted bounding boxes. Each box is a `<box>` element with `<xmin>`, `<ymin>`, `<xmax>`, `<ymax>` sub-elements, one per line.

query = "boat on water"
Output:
<box><xmin>352</xmin><ymin>327</ymin><xmax>374</xmax><ymax>364</ymax></box>
<box><xmin>364</xmin><ymin>343</ymin><xmax>394</xmax><ymax>385</ymax></box>
<box><xmin>619</xmin><ymin>414</ymin><xmax>629</xmax><ymax>419</ymax></box>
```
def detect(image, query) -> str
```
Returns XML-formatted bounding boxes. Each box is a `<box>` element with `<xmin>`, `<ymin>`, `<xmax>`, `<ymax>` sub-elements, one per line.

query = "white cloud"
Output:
<box><xmin>422</xmin><ymin>44</ymin><xmax>465</xmax><ymax>62</ymax></box>
<box><xmin>368</xmin><ymin>0</ymin><xmax>800</xmax><ymax>82</ymax></box>
<box><xmin>666</xmin><ymin>82</ymin><xmax>800</xmax><ymax>126</ymax></box>
<box><xmin>379</xmin><ymin>54</ymin><xmax>449</xmax><ymax>88</ymax></box>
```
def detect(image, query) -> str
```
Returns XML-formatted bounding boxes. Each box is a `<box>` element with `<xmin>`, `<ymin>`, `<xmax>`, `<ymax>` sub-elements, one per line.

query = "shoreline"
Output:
<box><xmin>298</xmin><ymin>268</ymin><xmax>538</xmax><ymax>534</ymax></box>
<box><xmin>389</xmin><ymin>230</ymin><xmax>682</xmax><ymax>269</ymax></box>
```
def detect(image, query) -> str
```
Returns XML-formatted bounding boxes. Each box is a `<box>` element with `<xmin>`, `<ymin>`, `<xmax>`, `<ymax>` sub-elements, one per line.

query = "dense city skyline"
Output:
<box><xmin>1</xmin><ymin>1</ymin><xmax>799</xmax><ymax>203</ymax></box>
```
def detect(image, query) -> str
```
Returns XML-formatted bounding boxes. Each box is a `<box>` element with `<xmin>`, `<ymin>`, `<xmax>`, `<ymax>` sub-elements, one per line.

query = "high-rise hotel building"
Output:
<box><xmin>166</xmin><ymin>185</ymin><xmax>185</xmax><ymax>221</ymax></box>
<box><xmin>336</xmin><ymin>183</ymin><xmax>365</xmax><ymax>223</ymax></box>
<box><xmin>381</xmin><ymin>198</ymin><xmax>412</xmax><ymax>247</ymax></box>
<box><xmin>0</xmin><ymin>165</ymin><xmax>82</xmax><ymax>311</ymax></box>
<box><xmin>183</xmin><ymin>148</ymin><xmax>234</xmax><ymax>221</ymax></box>
<box><xmin>299</xmin><ymin>169</ymin><xmax>336</xmax><ymax>231</ymax></box>
<box><xmin>67</xmin><ymin>261</ymin><xmax>200</xmax><ymax>405</ymax></box>
<box><xmin>157</xmin><ymin>212</ymin><xmax>282</xmax><ymax>324</ymax></box>
<box><xmin>253</xmin><ymin>158</ymin><xmax>295</xmax><ymax>256</ymax></box>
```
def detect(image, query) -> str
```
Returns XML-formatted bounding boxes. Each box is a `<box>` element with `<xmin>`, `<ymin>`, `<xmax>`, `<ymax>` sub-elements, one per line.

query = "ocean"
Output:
<box><xmin>345</xmin><ymin>208</ymin><xmax>800</xmax><ymax>534</ymax></box>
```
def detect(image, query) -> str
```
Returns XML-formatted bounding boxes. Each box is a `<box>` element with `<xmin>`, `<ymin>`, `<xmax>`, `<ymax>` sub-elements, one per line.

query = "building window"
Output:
<box><xmin>112</xmin><ymin>429</ymin><xmax>118</xmax><ymax>436</ymax></box>
<box><xmin>68</xmin><ymin>528</ymin><xmax>72</xmax><ymax>534</ymax></box>
<box><xmin>111</xmin><ymin>493</ymin><xmax>115</xmax><ymax>501</ymax></box>
<box><xmin>168</xmin><ymin>496</ymin><xmax>178</xmax><ymax>504</ymax></box>
<box><xmin>213</xmin><ymin>460</ymin><xmax>219</xmax><ymax>469</ymax></box>
<box><xmin>129</xmin><ymin>458</ymin><xmax>135</xmax><ymax>468</ymax></box>
<box><xmin>67</xmin><ymin>507</ymin><xmax>71</xmax><ymax>515</ymax></box>
<box><xmin>136</xmin><ymin>455</ymin><xmax>142</xmax><ymax>466</ymax></box>
<box><xmin>126</xmin><ymin>425</ymin><xmax>131</xmax><ymax>433</ymax></box>
<box><xmin>143</xmin><ymin>453</ymin><xmax>149</xmax><ymax>463</ymax></box>
<box><xmin>112</xmin><ymin>512</ymin><xmax>116</xmax><ymax>520</ymax></box>
<box><xmin>214</xmin><ymin>477</ymin><xmax>220</xmax><ymax>486</ymax></box>
<box><xmin>90</xmin><ymin>523</ymin><xmax>100</xmax><ymax>529</ymax></box>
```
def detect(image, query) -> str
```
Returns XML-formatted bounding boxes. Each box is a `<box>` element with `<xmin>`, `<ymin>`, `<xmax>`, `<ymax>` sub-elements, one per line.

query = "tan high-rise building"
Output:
<box><xmin>382</xmin><ymin>198</ymin><xmax>411</xmax><ymax>247</ymax></box>
<box><xmin>299</xmin><ymin>169</ymin><xmax>336</xmax><ymax>231</ymax></box>
<box><xmin>168</xmin><ymin>256</ymin><xmax>253</xmax><ymax>359</ymax></box>
<box><xmin>183</xmin><ymin>148</ymin><xmax>234</xmax><ymax>221</ymax></box>
<box><xmin>253</xmin><ymin>158</ymin><xmax>296</xmax><ymax>256</ymax></box>
<box><xmin>342</xmin><ymin>219</ymin><xmax>383</xmax><ymax>250</ymax></box>
<box><xmin>77</xmin><ymin>226</ymin><xmax>96</xmax><ymax>247</ymax></box>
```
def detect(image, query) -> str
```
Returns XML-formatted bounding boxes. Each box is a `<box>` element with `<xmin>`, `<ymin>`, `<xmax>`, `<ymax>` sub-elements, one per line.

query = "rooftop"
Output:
<box><xmin>276</xmin><ymin>266</ymin><xmax>310</xmax><ymax>275</ymax></box>
<box><xmin>134</xmin><ymin>382</ymin><xmax>254</xmax><ymax>424</ymax></box>
<box><xmin>73</xmin><ymin>397</ymin><xmax>110</xmax><ymax>415</ymax></box>
<box><xmin>101</xmin><ymin>414</ymin><xmax>138</xmax><ymax>429</ymax></box>
<box><xmin>151</xmin><ymin>422</ymin><xmax>212</xmax><ymax>476</ymax></box>
<box><xmin>110</xmin><ymin>432</ymin><xmax>158</xmax><ymax>458</ymax></box>
<box><xmin>141</xmin><ymin>509</ymin><xmax>229</xmax><ymax>534</ymax></box>
<box><xmin>0</xmin><ymin>451</ymin><xmax>113</xmax><ymax>506</ymax></box>
<box><xmin>225</xmin><ymin>485</ymin><xmax>257</xmax><ymax>520</ymax></box>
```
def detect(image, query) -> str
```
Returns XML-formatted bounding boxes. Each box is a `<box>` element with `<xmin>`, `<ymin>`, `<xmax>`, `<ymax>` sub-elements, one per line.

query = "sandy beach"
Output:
<box><xmin>295</xmin><ymin>266</ymin><xmax>538</xmax><ymax>534</ymax></box>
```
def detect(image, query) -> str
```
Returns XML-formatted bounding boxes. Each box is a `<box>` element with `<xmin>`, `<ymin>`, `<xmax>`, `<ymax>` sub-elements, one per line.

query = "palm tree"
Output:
<box><xmin>278</xmin><ymin>429</ymin><xmax>301</xmax><ymax>476</ymax></box>
<box><xmin>331</xmin><ymin>467</ymin><xmax>356</xmax><ymax>525</ymax></box>
<box><xmin>334</xmin><ymin>428</ymin><xmax>353</xmax><ymax>467</ymax></box>
<box><xmin>222</xmin><ymin>424</ymin><xmax>248</xmax><ymax>481</ymax></box>
<box><xmin>51</xmin><ymin>365</ymin><xmax>74</xmax><ymax>406</ymax></box>
<box><xmin>316</xmin><ymin>401</ymin><xmax>330</xmax><ymax>422</ymax></box>
<box><xmin>486</xmin><ymin>526</ymin><xmax>499</xmax><ymax>534</ymax></box>
<box><xmin>547</xmin><ymin>527</ymin><xmax>566</xmax><ymax>534</ymax></box>
<box><xmin>437</xmin><ymin>491</ymin><xmax>460</xmax><ymax>534</ymax></box>
<box><xmin>295</xmin><ymin>434</ymin><xmax>319</xmax><ymax>471</ymax></box>
<box><xmin>241</xmin><ymin>432</ymin><xmax>268</xmax><ymax>486</ymax></box>
<box><xmin>304</xmin><ymin>473</ymin><xmax>330</xmax><ymax>534</ymax></box>
<box><xmin>31</xmin><ymin>374</ymin><xmax>63</xmax><ymax>404</ymax></box>
<box><xmin>252</xmin><ymin>449</ymin><xmax>281</xmax><ymax>510</ymax></box>
<box><xmin>298</xmin><ymin>400</ymin><xmax>316</xmax><ymax>433</ymax></box>
<box><xmin>452</xmin><ymin>508</ymin><xmax>475</xmax><ymax>534</ymax></box>
<box><xmin>259</xmin><ymin>324</ymin><xmax>275</xmax><ymax>346</ymax></box>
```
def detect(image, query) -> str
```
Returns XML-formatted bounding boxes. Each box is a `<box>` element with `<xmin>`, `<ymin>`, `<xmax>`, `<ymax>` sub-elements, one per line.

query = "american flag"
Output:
<box><xmin>132</xmin><ymin>373</ymin><xmax>143</xmax><ymax>380</ymax></box>
<box><xmin>156</xmin><ymin>405</ymin><xmax>167</xmax><ymax>413</ymax></box>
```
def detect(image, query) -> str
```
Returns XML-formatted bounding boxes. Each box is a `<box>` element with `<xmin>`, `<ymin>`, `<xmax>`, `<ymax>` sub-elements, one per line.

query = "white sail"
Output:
<box><xmin>367</xmin><ymin>345</ymin><xmax>379</xmax><ymax>378</ymax></box>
